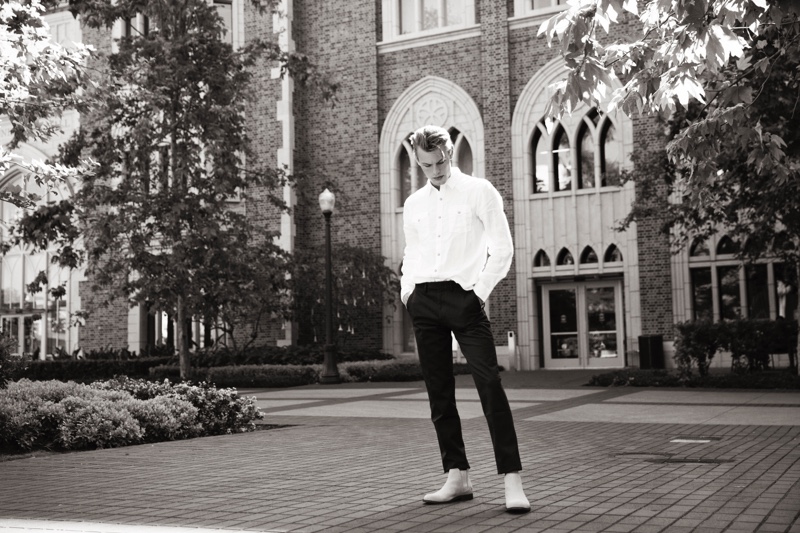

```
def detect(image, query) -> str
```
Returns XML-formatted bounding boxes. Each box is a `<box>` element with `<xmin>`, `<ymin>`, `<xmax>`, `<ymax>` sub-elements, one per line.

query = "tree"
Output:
<box><xmin>291</xmin><ymin>244</ymin><xmax>400</xmax><ymax>348</ymax></box>
<box><xmin>540</xmin><ymin>0</ymin><xmax>800</xmax><ymax>371</ymax></box>
<box><xmin>1</xmin><ymin>0</ymin><xmax>91</xmax><ymax>207</ymax></box>
<box><xmin>5</xmin><ymin>0</ymin><xmax>337</xmax><ymax>379</ymax></box>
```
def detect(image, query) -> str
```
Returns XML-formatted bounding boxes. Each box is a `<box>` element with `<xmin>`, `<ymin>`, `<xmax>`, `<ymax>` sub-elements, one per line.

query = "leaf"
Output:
<box><xmin>622</xmin><ymin>0</ymin><xmax>638</xmax><ymax>15</ymax></box>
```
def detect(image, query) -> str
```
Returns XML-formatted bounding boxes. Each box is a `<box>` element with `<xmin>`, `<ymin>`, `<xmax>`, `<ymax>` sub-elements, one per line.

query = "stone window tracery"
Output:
<box><xmin>530</xmin><ymin>108</ymin><xmax>624</xmax><ymax>195</ymax></box>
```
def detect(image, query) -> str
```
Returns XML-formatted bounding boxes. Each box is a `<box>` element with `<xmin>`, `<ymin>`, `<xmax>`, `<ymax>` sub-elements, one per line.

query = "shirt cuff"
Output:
<box><xmin>473</xmin><ymin>284</ymin><xmax>490</xmax><ymax>303</ymax></box>
<box><xmin>401</xmin><ymin>290</ymin><xmax>413</xmax><ymax>306</ymax></box>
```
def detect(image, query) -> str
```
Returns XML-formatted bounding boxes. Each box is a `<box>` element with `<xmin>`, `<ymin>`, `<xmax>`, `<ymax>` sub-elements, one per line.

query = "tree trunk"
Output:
<box><xmin>177</xmin><ymin>297</ymin><xmax>190</xmax><ymax>380</ymax></box>
<box><xmin>795</xmin><ymin>262</ymin><xmax>800</xmax><ymax>376</ymax></box>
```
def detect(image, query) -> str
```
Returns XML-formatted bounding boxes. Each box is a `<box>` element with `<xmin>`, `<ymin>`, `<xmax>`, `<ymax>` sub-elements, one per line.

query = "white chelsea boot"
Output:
<box><xmin>422</xmin><ymin>468</ymin><xmax>474</xmax><ymax>504</ymax></box>
<box><xmin>504</xmin><ymin>472</ymin><xmax>531</xmax><ymax>513</ymax></box>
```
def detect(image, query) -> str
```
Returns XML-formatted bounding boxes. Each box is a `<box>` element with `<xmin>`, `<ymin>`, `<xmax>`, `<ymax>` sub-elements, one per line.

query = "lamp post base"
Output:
<box><xmin>320</xmin><ymin>344</ymin><xmax>340</xmax><ymax>384</ymax></box>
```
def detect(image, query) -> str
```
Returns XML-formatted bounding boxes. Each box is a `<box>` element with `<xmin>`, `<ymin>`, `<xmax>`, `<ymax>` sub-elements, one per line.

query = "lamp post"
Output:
<box><xmin>318</xmin><ymin>188</ymin><xmax>340</xmax><ymax>384</ymax></box>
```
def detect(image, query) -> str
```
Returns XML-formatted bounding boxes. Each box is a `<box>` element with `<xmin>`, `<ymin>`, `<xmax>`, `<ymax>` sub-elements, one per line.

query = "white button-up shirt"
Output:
<box><xmin>401</xmin><ymin>168</ymin><xmax>514</xmax><ymax>305</ymax></box>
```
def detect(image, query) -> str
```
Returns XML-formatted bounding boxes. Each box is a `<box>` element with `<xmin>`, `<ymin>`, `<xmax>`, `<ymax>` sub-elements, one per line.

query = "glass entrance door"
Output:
<box><xmin>543</xmin><ymin>281</ymin><xmax>624</xmax><ymax>369</ymax></box>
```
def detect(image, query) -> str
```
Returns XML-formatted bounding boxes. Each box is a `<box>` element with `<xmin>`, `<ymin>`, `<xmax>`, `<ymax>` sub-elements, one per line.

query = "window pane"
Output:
<box><xmin>549</xmin><ymin>289</ymin><xmax>578</xmax><ymax>359</ymax></box>
<box><xmin>580</xmin><ymin>247</ymin><xmax>598</xmax><ymax>264</ymax></box>
<box><xmin>718</xmin><ymin>265</ymin><xmax>741</xmax><ymax>320</ymax></box>
<box><xmin>2</xmin><ymin>256</ymin><xmax>22</xmax><ymax>312</ymax></box>
<box><xmin>690</xmin><ymin>267</ymin><xmax>712</xmax><ymax>321</ymax></box>
<box><xmin>25</xmin><ymin>254</ymin><xmax>46</xmax><ymax>309</ymax></box>
<box><xmin>553</xmin><ymin>127</ymin><xmax>571</xmax><ymax>191</ymax></box>
<box><xmin>578</xmin><ymin>124</ymin><xmax>594</xmax><ymax>189</ymax></box>
<box><xmin>398</xmin><ymin>146</ymin><xmax>412</xmax><ymax>206</ymax></box>
<box><xmin>587</xmin><ymin>286</ymin><xmax>617</xmax><ymax>359</ymax></box>
<box><xmin>423</xmin><ymin>0</ymin><xmax>439</xmax><ymax>30</ymax></box>
<box><xmin>400</xmin><ymin>0</ymin><xmax>415</xmax><ymax>34</ymax></box>
<box><xmin>533</xmin><ymin>129</ymin><xmax>549</xmax><ymax>193</ymax></box>
<box><xmin>745</xmin><ymin>264</ymin><xmax>769</xmax><ymax>319</ymax></box>
<box><xmin>215</xmin><ymin>1</ymin><xmax>233</xmax><ymax>45</ymax></box>
<box><xmin>23</xmin><ymin>315</ymin><xmax>42</xmax><ymax>357</ymax></box>
<box><xmin>717</xmin><ymin>235</ymin><xmax>739</xmax><ymax>255</ymax></box>
<box><xmin>445</xmin><ymin>0</ymin><xmax>464</xmax><ymax>26</ymax></box>
<box><xmin>556</xmin><ymin>248</ymin><xmax>574</xmax><ymax>266</ymax></box>
<box><xmin>775</xmin><ymin>263</ymin><xmax>798</xmax><ymax>320</ymax></box>
<box><xmin>604</xmin><ymin>244</ymin><xmax>623</xmax><ymax>263</ymax></box>
<box><xmin>690</xmin><ymin>239</ymin><xmax>710</xmax><ymax>257</ymax></box>
<box><xmin>532</xmin><ymin>0</ymin><xmax>553</xmax><ymax>8</ymax></box>
<box><xmin>455</xmin><ymin>136</ymin><xmax>473</xmax><ymax>176</ymax></box>
<box><xmin>2</xmin><ymin>317</ymin><xmax>20</xmax><ymax>355</ymax></box>
<box><xmin>601</xmin><ymin>121</ymin><xmax>622</xmax><ymax>186</ymax></box>
<box><xmin>534</xmin><ymin>250</ymin><xmax>550</xmax><ymax>267</ymax></box>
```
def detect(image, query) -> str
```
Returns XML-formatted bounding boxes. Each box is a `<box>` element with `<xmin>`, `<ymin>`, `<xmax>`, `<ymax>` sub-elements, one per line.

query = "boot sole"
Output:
<box><xmin>422</xmin><ymin>493</ymin><xmax>474</xmax><ymax>505</ymax></box>
<box><xmin>506</xmin><ymin>505</ymin><xmax>531</xmax><ymax>514</ymax></box>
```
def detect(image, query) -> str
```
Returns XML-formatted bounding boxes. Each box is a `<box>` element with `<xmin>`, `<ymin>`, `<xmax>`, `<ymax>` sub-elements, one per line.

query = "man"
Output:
<box><xmin>401</xmin><ymin>125</ymin><xmax>530</xmax><ymax>513</ymax></box>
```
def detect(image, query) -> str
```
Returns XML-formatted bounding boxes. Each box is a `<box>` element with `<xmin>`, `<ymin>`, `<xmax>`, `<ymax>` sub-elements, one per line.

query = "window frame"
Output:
<box><xmin>687</xmin><ymin>234</ymin><xmax>786</xmax><ymax>322</ymax></box>
<box><xmin>530</xmin><ymin>110</ymin><xmax>623</xmax><ymax>196</ymax></box>
<box><xmin>379</xmin><ymin>0</ymin><xmax>478</xmax><ymax>52</ymax></box>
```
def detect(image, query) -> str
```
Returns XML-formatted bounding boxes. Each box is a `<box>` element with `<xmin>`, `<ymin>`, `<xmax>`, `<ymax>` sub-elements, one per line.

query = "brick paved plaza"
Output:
<box><xmin>1</xmin><ymin>372</ymin><xmax>798</xmax><ymax>533</ymax></box>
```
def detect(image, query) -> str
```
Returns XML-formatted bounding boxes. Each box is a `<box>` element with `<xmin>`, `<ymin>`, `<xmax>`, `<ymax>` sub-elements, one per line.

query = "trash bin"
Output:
<box><xmin>638</xmin><ymin>335</ymin><xmax>664</xmax><ymax>369</ymax></box>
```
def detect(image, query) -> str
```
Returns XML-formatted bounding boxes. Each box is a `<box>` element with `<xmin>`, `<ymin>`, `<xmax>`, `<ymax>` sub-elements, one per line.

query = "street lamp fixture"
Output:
<box><xmin>318</xmin><ymin>188</ymin><xmax>340</xmax><ymax>384</ymax></box>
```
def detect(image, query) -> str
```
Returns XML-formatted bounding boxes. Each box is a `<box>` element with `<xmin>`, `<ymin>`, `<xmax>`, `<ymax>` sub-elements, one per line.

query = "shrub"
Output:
<box><xmin>123</xmin><ymin>396</ymin><xmax>202</xmax><ymax>442</ymax></box>
<box><xmin>674</xmin><ymin>319</ymin><xmax>798</xmax><ymax>377</ymax></box>
<box><xmin>57</xmin><ymin>396</ymin><xmax>144</xmax><ymax>450</ymax></box>
<box><xmin>0</xmin><ymin>336</ymin><xmax>24</xmax><ymax>387</ymax></box>
<box><xmin>205</xmin><ymin>365</ymin><xmax>320</xmax><ymax>389</ymax></box>
<box><xmin>588</xmin><ymin>368</ymin><xmax>800</xmax><ymax>389</ymax></box>
<box><xmin>18</xmin><ymin>356</ymin><xmax>174</xmax><ymax>382</ymax></box>
<box><xmin>169</xmin><ymin>381</ymin><xmax>263</xmax><ymax>435</ymax></box>
<box><xmin>0</xmin><ymin>378</ymin><xmax>263</xmax><ymax>452</ymax></box>
<box><xmin>674</xmin><ymin>321</ymin><xmax>723</xmax><ymax>377</ymax></box>
<box><xmin>192</xmin><ymin>345</ymin><xmax>392</xmax><ymax>367</ymax></box>
<box><xmin>340</xmin><ymin>360</ymin><xmax>471</xmax><ymax>383</ymax></box>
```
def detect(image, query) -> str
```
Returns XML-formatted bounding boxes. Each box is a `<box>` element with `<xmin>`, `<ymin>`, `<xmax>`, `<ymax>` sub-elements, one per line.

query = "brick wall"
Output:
<box><xmin>78</xmin><ymin>281</ymin><xmax>130</xmax><ymax>351</ymax></box>
<box><xmin>479</xmin><ymin>0</ymin><xmax>516</xmax><ymax>341</ymax></box>
<box><xmin>76</xmin><ymin>24</ymin><xmax>132</xmax><ymax>352</ymax></box>
<box><xmin>292</xmin><ymin>0</ymin><xmax>382</xmax><ymax>349</ymax></box>
<box><xmin>632</xmin><ymin>115</ymin><xmax>674</xmax><ymax>337</ymax></box>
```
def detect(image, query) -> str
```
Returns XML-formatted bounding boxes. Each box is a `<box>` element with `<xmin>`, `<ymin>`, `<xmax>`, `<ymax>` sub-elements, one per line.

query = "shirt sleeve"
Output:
<box><xmin>400</xmin><ymin>199</ymin><xmax>421</xmax><ymax>305</ymax></box>
<box><xmin>472</xmin><ymin>181</ymin><xmax>514</xmax><ymax>302</ymax></box>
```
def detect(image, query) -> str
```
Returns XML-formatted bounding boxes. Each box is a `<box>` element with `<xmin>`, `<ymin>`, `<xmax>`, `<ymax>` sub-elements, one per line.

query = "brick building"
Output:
<box><xmin>2</xmin><ymin>0</ymin><xmax>795</xmax><ymax>369</ymax></box>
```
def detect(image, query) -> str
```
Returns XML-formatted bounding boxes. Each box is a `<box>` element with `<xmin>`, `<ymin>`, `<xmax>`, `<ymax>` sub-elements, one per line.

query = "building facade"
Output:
<box><xmin>2</xmin><ymin>0</ymin><xmax>795</xmax><ymax>368</ymax></box>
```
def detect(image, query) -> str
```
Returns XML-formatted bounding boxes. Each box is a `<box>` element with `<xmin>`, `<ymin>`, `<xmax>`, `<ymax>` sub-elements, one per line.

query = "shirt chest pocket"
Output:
<box><xmin>448</xmin><ymin>204</ymin><xmax>472</xmax><ymax>234</ymax></box>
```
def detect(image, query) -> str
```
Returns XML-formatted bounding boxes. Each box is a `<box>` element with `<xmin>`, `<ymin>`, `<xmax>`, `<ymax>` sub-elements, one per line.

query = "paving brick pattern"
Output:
<box><xmin>1</xmin><ymin>379</ymin><xmax>799</xmax><ymax>533</ymax></box>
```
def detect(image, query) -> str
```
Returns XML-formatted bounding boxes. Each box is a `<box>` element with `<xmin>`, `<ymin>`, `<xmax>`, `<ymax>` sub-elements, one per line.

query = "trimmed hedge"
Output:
<box><xmin>192</xmin><ymin>345</ymin><xmax>393</xmax><ymax>367</ymax></box>
<box><xmin>14</xmin><ymin>357</ymin><xmax>174</xmax><ymax>383</ymax></box>
<box><xmin>674</xmin><ymin>319</ymin><xmax>798</xmax><ymax>377</ymax></box>
<box><xmin>11</xmin><ymin>345</ymin><xmax>393</xmax><ymax>383</ymax></box>
<box><xmin>587</xmin><ymin>369</ymin><xmax>800</xmax><ymax>389</ymax></box>
<box><xmin>150</xmin><ymin>360</ymin><xmax>473</xmax><ymax>387</ymax></box>
<box><xmin>0</xmin><ymin>377</ymin><xmax>262</xmax><ymax>452</ymax></box>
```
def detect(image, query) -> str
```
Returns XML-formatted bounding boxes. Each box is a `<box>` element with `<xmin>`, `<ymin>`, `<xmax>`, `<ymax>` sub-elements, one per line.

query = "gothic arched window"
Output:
<box><xmin>553</xmin><ymin>125</ymin><xmax>571</xmax><ymax>192</ymax></box>
<box><xmin>717</xmin><ymin>235</ymin><xmax>739</xmax><ymax>256</ymax></box>
<box><xmin>397</xmin><ymin>136</ymin><xmax>417</xmax><ymax>206</ymax></box>
<box><xmin>604</xmin><ymin>244</ymin><xmax>623</xmax><ymax>263</ymax></box>
<box><xmin>530</xmin><ymin>108</ymin><xmax>625</xmax><ymax>194</ymax></box>
<box><xmin>450</xmin><ymin>127</ymin><xmax>474</xmax><ymax>176</ymax></box>
<box><xmin>577</xmin><ymin>121</ymin><xmax>595</xmax><ymax>189</ymax></box>
<box><xmin>534</xmin><ymin>250</ymin><xmax>551</xmax><ymax>268</ymax></box>
<box><xmin>580</xmin><ymin>246</ymin><xmax>598</xmax><ymax>264</ymax></box>
<box><xmin>556</xmin><ymin>248</ymin><xmax>574</xmax><ymax>266</ymax></box>
<box><xmin>531</xmin><ymin>124</ymin><xmax>550</xmax><ymax>193</ymax></box>
<box><xmin>600</xmin><ymin>118</ymin><xmax>623</xmax><ymax>186</ymax></box>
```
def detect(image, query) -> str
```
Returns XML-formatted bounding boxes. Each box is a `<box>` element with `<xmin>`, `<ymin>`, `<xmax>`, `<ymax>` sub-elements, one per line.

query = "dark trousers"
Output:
<box><xmin>407</xmin><ymin>281</ymin><xmax>523</xmax><ymax>474</ymax></box>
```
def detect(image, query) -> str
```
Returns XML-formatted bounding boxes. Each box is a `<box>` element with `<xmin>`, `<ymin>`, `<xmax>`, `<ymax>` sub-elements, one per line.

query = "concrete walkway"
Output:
<box><xmin>1</xmin><ymin>371</ymin><xmax>799</xmax><ymax>533</ymax></box>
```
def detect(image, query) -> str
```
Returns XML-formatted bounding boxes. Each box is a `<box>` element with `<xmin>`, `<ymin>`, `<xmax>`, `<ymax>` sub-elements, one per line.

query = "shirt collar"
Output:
<box><xmin>424</xmin><ymin>167</ymin><xmax>464</xmax><ymax>196</ymax></box>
